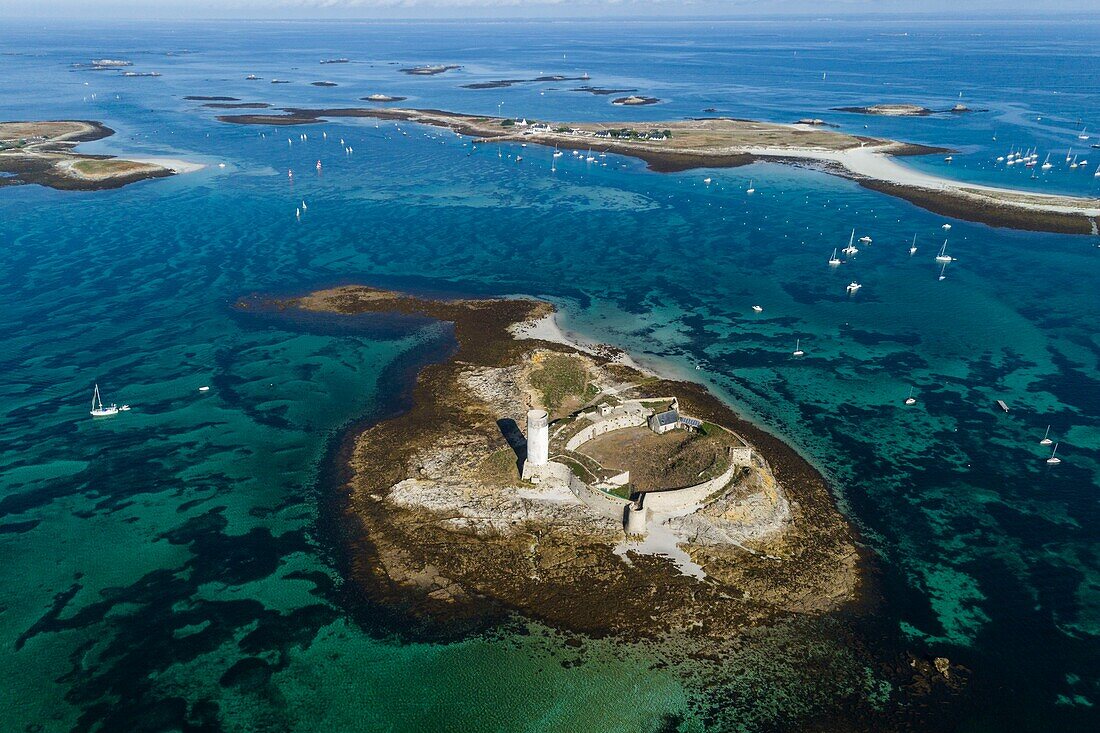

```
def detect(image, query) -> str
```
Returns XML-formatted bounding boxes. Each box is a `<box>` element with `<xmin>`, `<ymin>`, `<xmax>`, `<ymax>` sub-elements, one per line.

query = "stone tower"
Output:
<box><xmin>525</xmin><ymin>409</ymin><xmax>549</xmax><ymax>467</ymax></box>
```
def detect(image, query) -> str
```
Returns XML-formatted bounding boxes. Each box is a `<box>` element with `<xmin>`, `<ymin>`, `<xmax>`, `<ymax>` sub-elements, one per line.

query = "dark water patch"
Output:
<box><xmin>839</xmin><ymin>324</ymin><xmax>922</xmax><ymax>347</ymax></box>
<box><xmin>0</xmin><ymin>519</ymin><xmax>39</xmax><ymax>533</ymax></box>
<box><xmin>219</xmin><ymin>657</ymin><xmax>274</xmax><ymax>691</ymax></box>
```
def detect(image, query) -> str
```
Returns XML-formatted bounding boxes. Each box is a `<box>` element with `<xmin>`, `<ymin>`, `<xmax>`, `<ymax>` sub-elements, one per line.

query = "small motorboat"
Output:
<box><xmin>846</xmin><ymin>282</ymin><xmax>862</xmax><ymax>294</ymax></box>
<box><xmin>752</xmin><ymin>305</ymin><xmax>763</xmax><ymax>313</ymax></box>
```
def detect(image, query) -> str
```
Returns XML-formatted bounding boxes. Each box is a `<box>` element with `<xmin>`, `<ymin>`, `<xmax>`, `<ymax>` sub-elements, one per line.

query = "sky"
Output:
<box><xmin>0</xmin><ymin>0</ymin><xmax>1091</xmax><ymax>21</ymax></box>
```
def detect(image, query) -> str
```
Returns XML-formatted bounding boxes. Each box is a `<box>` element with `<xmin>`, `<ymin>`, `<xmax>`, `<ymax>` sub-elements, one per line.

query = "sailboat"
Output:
<box><xmin>935</xmin><ymin>240</ymin><xmax>953</xmax><ymax>263</ymax></box>
<box><xmin>842</xmin><ymin>229</ymin><xmax>858</xmax><ymax>256</ymax></box>
<box><xmin>1041</xmin><ymin>153</ymin><xmax>1052</xmax><ymax>170</ymax></box>
<box><xmin>909</xmin><ymin>234</ymin><xmax>918</xmax><ymax>256</ymax></box>
<box><xmin>1039</xmin><ymin>425</ymin><xmax>1053</xmax><ymax>446</ymax></box>
<box><xmin>1046</xmin><ymin>443</ymin><xmax>1062</xmax><ymax>465</ymax></box>
<box><xmin>1094</xmin><ymin>163</ymin><xmax>1100</xmax><ymax>177</ymax></box>
<box><xmin>904</xmin><ymin>387</ymin><xmax>917</xmax><ymax>405</ymax></box>
<box><xmin>1079</xmin><ymin>128</ymin><xmax>1090</xmax><ymax>140</ymax></box>
<box><xmin>828</xmin><ymin>248</ymin><xmax>841</xmax><ymax>266</ymax></box>
<box><xmin>846</xmin><ymin>281</ymin><xmax>862</xmax><ymax>294</ymax></box>
<box><xmin>90</xmin><ymin>384</ymin><xmax>119</xmax><ymax>418</ymax></box>
<box><xmin>553</xmin><ymin>147</ymin><xmax>563</xmax><ymax>158</ymax></box>
<box><xmin>859</xmin><ymin>235</ymin><xmax>873</xmax><ymax>244</ymax></box>
<box><xmin>792</xmin><ymin>339</ymin><xmax>805</xmax><ymax>357</ymax></box>
<box><xmin>746</xmin><ymin>179</ymin><xmax>755</xmax><ymax>194</ymax></box>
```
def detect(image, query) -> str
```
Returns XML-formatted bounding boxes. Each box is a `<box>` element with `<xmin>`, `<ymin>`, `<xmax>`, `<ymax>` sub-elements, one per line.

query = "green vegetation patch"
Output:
<box><xmin>530</xmin><ymin>353</ymin><xmax>590</xmax><ymax>410</ymax></box>
<box><xmin>478</xmin><ymin>446</ymin><xmax>521</xmax><ymax>485</ymax></box>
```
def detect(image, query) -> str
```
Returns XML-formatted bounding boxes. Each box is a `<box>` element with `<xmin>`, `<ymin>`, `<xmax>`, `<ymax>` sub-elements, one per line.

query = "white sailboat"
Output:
<box><xmin>842</xmin><ymin>229</ymin><xmax>859</xmax><ymax>256</ymax></box>
<box><xmin>746</xmin><ymin>179</ymin><xmax>755</xmax><ymax>194</ymax></box>
<box><xmin>1039</xmin><ymin>425</ymin><xmax>1053</xmax><ymax>446</ymax></box>
<box><xmin>859</xmin><ymin>235</ymin><xmax>873</xmax><ymax>244</ymax></box>
<box><xmin>909</xmin><ymin>234</ymin><xmax>918</xmax><ymax>256</ymax></box>
<box><xmin>935</xmin><ymin>240</ymin><xmax>953</xmax><ymax>263</ymax></box>
<box><xmin>904</xmin><ymin>387</ymin><xmax>917</xmax><ymax>405</ymax></box>
<box><xmin>90</xmin><ymin>384</ymin><xmax>119</xmax><ymax>418</ymax></box>
<box><xmin>846</xmin><ymin>281</ymin><xmax>862</xmax><ymax>294</ymax></box>
<box><xmin>1079</xmin><ymin>128</ymin><xmax>1090</xmax><ymax>140</ymax></box>
<box><xmin>1041</xmin><ymin>153</ymin><xmax>1052</xmax><ymax>170</ymax></box>
<box><xmin>828</xmin><ymin>248</ymin><xmax>841</xmax><ymax>266</ymax></box>
<box><xmin>792</xmin><ymin>339</ymin><xmax>805</xmax><ymax>357</ymax></box>
<box><xmin>1046</xmin><ymin>443</ymin><xmax>1062</xmax><ymax>465</ymax></box>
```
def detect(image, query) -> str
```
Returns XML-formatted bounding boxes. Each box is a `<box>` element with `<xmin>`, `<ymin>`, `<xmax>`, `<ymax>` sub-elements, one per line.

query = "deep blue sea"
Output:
<box><xmin>0</xmin><ymin>17</ymin><xmax>1098</xmax><ymax>732</ymax></box>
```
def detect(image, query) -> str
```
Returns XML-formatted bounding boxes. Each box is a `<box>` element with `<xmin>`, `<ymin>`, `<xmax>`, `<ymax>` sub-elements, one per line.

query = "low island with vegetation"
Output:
<box><xmin>0</xmin><ymin>120</ymin><xmax>188</xmax><ymax>191</ymax></box>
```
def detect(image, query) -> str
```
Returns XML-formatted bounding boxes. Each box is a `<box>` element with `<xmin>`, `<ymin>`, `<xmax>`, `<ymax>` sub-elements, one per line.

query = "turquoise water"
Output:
<box><xmin>1</xmin><ymin>18</ymin><xmax>1098</xmax><ymax>731</ymax></box>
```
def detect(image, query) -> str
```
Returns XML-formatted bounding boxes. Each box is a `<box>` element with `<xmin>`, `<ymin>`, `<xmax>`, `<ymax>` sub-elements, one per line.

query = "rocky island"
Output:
<box><xmin>400</xmin><ymin>64</ymin><xmax>461</xmax><ymax>76</ymax></box>
<box><xmin>612</xmin><ymin>95</ymin><xmax>661</xmax><ymax>106</ymax></box>
<box><xmin>247</xmin><ymin>285</ymin><xmax>862</xmax><ymax>638</ymax></box>
<box><xmin>0</xmin><ymin>120</ymin><xmax>192</xmax><ymax>191</ymax></box>
<box><xmin>213</xmin><ymin>106</ymin><xmax>1100</xmax><ymax>233</ymax></box>
<box><xmin>833</xmin><ymin>103</ymin><xmax>977</xmax><ymax>116</ymax></box>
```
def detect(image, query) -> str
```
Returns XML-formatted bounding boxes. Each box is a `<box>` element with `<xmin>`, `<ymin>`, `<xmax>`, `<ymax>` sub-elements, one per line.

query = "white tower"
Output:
<box><xmin>526</xmin><ymin>409</ymin><xmax>549</xmax><ymax>467</ymax></box>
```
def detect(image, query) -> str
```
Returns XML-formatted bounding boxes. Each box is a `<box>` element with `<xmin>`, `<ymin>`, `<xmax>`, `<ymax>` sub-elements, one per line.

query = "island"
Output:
<box><xmin>212</xmin><ymin>106</ymin><xmax>1100</xmax><ymax>234</ymax></box>
<box><xmin>462</xmin><ymin>75</ymin><xmax>587</xmax><ymax>90</ymax></box>
<box><xmin>311</xmin><ymin>81</ymin><xmax>338</xmax><ymax>87</ymax></box>
<box><xmin>247</xmin><ymin>285</ymin><xmax>861</xmax><ymax>637</ymax></box>
<box><xmin>573</xmin><ymin>86</ymin><xmax>638</xmax><ymax>96</ymax></box>
<box><xmin>834</xmin><ymin>103</ymin><xmax>978</xmax><ymax>116</ymax></box>
<box><xmin>399</xmin><ymin>64</ymin><xmax>461</xmax><ymax>76</ymax></box>
<box><xmin>0</xmin><ymin>120</ymin><xmax>194</xmax><ymax>191</ymax></box>
<box><xmin>360</xmin><ymin>94</ymin><xmax>407</xmax><ymax>103</ymax></box>
<box><xmin>612</xmin><ymin>95</ymin><xmax>661</xmax><ymax>106</ymax></box>
<box><xmin>834</xmin><ymin>104</ymin><xmax>933</xmax><ymax>116</ymax></box>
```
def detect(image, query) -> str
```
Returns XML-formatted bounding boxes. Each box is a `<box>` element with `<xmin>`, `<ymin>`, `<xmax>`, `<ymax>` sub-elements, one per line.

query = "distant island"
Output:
<box><xmin>360</xmin><ymin>94</ymin><xmax>407</xmax><ymax>103</ymax></box>
<box><xmin>0</xmin><ymin>120</ymin><xmax>197</xmax><ymax>191</ymax></box>
<box><xmin>612</xmin><ymin>95</ymin><xmax>660</xmax><ymax>106</ymax></box>
<box><xmin>311</xmin><ymin>81</ymin><xmax>339</xmax><ymax>87</ymax></box>
<box><xmin>462</xmin><ymin>75</ymin><xmax>587</xmax><ymax>90</ymax></box>
<box><xmin>246</xmin><ymin>285</ymin><xmax>861</xmax><ymax>637</ymax></box>
<box><xmin>400</xmin><ymin>64</ymin><xmax>461</xmax><ymax>76</ymax></box>
<box><xmin>573</xmin><ymin>86</ymin><xmax>637</xmax><ymax>96</ymax></box>
<box><xmin>213</xmin><ymin>105</ymin><xmax>1100</xmax><ymax>234</ymax></box>
<box><xmin>833</xmin><ymin>103</ymin><xmax>975</xmax><ymax>116</ymax></box>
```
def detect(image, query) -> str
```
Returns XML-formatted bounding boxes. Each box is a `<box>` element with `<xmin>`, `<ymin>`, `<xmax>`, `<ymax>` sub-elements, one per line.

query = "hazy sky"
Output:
<box><xmin>0</xmin><ymin>0</ymin><xmax>1090</xmax><ymax>20</ymax></box>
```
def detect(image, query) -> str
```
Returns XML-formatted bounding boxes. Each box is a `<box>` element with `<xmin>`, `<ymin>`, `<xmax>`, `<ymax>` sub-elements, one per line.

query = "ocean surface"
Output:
<box><xmin>1</xmin><ymin>17</ymin><xmax>1098</xmax><ymax>732</ymax></box>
